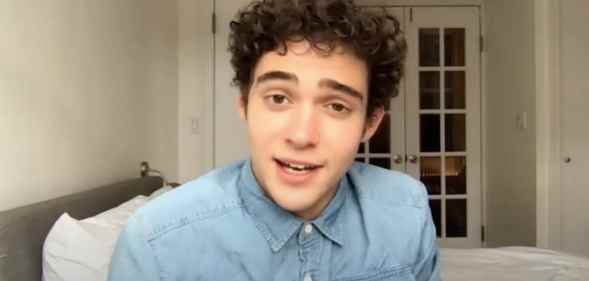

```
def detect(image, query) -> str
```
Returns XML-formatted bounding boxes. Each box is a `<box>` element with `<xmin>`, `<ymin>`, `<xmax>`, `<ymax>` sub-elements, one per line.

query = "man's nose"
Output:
<box><xmin>286</xmin><ymin>106</ymin><xmax>319</xmax><ymax>149</ymax></box>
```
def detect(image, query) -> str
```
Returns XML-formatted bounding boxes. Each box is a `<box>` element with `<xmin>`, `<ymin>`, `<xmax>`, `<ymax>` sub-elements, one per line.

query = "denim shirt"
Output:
<box><xmin>109</xmin><ymin>160</ymin><xmax>440</xmax><ymax>281</ymax></box>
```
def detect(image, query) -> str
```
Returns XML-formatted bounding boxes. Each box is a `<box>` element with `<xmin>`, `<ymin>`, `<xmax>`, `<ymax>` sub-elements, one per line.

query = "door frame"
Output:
<box><xmin>534</xmin><ymin>0</ymin><xmax>561</xmax><ymax>250</ymax></box>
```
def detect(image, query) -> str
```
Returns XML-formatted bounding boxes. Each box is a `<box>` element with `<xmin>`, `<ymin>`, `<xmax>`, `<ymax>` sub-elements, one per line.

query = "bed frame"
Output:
<box><xmin>0</xmin><ymin>176</ymin><xmax>163</xmax><ymax>281</ymax></box>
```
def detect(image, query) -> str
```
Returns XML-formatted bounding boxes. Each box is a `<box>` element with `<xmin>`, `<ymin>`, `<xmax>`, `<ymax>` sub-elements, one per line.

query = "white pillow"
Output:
<box><xmin>42</xmin><ymin>186</ymin><xmax>173</xmax><ymax>281</ymax></box>
<box><xmin>89</xmin><ymin>195</ymin><xmax>149</xmax><ymax>228</ymax></box>
<box><xmin>42</xmin><ymin>196</ymin><xmax>148</xmax><ymax>281</ymax></box>
<box><xmin>42</xmin><ymin>213</ymin><xmax>120</xmax><ymax>281</ymax></box>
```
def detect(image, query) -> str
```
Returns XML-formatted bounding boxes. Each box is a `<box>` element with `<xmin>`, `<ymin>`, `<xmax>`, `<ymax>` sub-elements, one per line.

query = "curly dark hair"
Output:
<box><xmin>229</xmin><ymin>0</ymin><xmax>406</xmax><ymax>117</ymax></box>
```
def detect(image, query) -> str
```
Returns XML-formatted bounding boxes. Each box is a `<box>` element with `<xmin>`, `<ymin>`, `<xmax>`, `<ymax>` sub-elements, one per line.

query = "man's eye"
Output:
<box><xmin>328</xmin><ymin>103</ymin><xmax>349</xmax><ymax>113</ymax></box>
<box><xmin>270</xmin><ymin>95</ymin><xmax>288</xmax><ymax>104</ymax></box>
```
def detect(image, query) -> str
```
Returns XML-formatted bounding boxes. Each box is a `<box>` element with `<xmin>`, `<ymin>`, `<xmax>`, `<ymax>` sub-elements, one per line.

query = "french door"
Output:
<box><xmin>355</xmin><ymin>6</ymin><xmax>481</xmax><ymax>248</ymax></box>
<box><xmin>213</xmin><ymin>1</ymin><xmax>482</xmax><ymax>248</ymax></box>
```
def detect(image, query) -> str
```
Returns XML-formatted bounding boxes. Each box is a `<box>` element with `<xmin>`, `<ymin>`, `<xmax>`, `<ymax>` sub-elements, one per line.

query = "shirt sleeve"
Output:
<box><xmin>108</xmin><ymin>213</ymin><xmax>162</xmax><ymax>281</ymax></box>
<box><xmin>412</xmin><ymin>186</ymin><xmax>442</xmax><ymax>281</ymax></box>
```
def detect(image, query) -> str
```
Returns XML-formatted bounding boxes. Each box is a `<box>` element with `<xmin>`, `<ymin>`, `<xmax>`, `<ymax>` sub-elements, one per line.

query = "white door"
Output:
<box><xmin>405</xmin><ymin>6</ymin><xmax>482</xmax><ymax>248</ymax></box>
<box><xmin>559</xmin><ymin>0</ymin><xmax>589</xmax><ymax>258</ymax></box>
<box><xmin>355</xmin><ymin>6</ymin><xmax>482</xmax><ymax>248</ymax></box>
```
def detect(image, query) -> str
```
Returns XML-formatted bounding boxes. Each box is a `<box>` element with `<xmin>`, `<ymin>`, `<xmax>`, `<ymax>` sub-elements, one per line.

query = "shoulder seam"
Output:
<box><xmin>146</xmin><ymin>200</ymin><xmax>244</xmax><ymax>241</ymax></box>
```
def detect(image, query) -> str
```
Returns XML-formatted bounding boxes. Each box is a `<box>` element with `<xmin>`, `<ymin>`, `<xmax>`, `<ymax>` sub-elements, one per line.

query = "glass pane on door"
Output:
<box><xmin>420</xmin><ymin>71</ymin><xmax>440</xmax><ymax>109</ymax></box>
<box><xmin>370</xmin><ymin>113</ymin><xmax>391</xmax><ymax>153</ymax></box>
<box><xmin>445</xmin><ymin>114</ymin><xmax>466</xmax><ymax>152</ymax></box>
<box><xmin>369</xmin><ymin>158</ymin><xmax>391</xmax><ymax>170</ymax></box>
<box><xmin>446</xmin><ymin>199</ymin><xmax>467</xmax><ymax>237</ymax></box>
<box><xmin>446</xmin><ymin>156</ymin><xmax>467</xmax><ymax>194</ymax></box>
<box><xmin>444</xmin><ymin>28</ymin><xmax>465</xmax><ymax>66</ymax></box>
<box><xmin>420</xmin><ymin>114</ymin><xmax>441</xmax><ymax>152</ymax></box>
<box><xmin>359</xmin><ymin>112</ymin><xmax>397</xmax><ymax>172</ymax></box>
<box><xmin>420</xmin><ymin>28</ymin><xmax>440</xmax><ymax>66</ymax></box>
<box><xmin>421</xmin><ymin>157</ymin><xmax>441</xmax><ymax>195</ymax></box>
<box><xmin>445</xmin><ymin>71</ymin><xmax>466</xmax><ymax>109</ymax></box>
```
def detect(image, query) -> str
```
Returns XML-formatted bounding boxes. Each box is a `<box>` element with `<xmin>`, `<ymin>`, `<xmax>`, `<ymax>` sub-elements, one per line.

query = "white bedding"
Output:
<box><xmin>441</xmin><ymin>247</ymin><xmax>589</xmax><ymax>281</ymax></box>
<box><xmin>42</xmin><ymin>186</ymin><xmax>172</xmax><ymax>281</ymax></box>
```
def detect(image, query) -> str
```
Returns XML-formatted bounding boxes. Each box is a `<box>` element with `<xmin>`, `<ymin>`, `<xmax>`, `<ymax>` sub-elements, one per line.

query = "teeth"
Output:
<box><xmin>281</xmin><ymin>160</ymin><xmax>315</xmax><ymax>171</ymax></box>
<box><xmin>289</xmin><ymin>163</ymin><xmax>309</xmax><ymax>170</ymax></box>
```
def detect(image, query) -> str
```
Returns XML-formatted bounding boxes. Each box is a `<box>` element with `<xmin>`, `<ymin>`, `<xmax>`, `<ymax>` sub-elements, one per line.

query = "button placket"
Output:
<box><xmin>298</xmin><ymin>223</ymin><xmax>320</xmax><ymax>281</ymax></box>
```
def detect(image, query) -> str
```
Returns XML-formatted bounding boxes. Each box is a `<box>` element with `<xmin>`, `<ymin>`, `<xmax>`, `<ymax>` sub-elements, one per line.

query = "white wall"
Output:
<box><xmin>177</xmin><ymin>0</ymin><xmax>214</xmax><ymax>182</ymax></box>
<box><xmin>0</xmin><ymin>0</ymin><xmax>179</xmax><ymax>211</ymax></box>
<box><xmin>483</xmin><ymin>0</ymin><xmax>537</xmax><ymax>247</ymax></box>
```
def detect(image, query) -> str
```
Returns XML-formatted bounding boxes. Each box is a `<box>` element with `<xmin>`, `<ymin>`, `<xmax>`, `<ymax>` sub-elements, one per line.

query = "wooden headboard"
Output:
<box><xmin>0</xmin><ymin>176</ymin><xmax>163</xmax><ymax>281</ymax></box>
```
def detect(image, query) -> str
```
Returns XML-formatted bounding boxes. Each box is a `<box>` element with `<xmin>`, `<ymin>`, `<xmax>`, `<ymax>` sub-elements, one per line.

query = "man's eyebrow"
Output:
<box><xmin>319</xmin><ymin>79</ymin><xmax>364</xmax><ymax>102</ymax></box>
<box><xmin>255</xmin><ymin>71</ymin><xmax>298</xmax><ymax>86</ymax></box>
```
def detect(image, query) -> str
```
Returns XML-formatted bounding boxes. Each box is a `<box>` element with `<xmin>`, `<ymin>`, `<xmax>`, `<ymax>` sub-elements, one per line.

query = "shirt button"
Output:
<box><xmin>303</xmin><ymin>273</ymin><xmax>312</xmax><ymax>281</ymax></box>
<box><xmin>304</xmin><ymin>223</ymin><xmax>313</xmax><ymax>234</ymax></box>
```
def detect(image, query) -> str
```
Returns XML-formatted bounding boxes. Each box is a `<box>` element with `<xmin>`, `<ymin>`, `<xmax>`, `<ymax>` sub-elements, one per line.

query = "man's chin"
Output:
<box><xmin>269</xmin><ymin>193</ymin><xmax>317</xmax><ymax>217</ymax></box>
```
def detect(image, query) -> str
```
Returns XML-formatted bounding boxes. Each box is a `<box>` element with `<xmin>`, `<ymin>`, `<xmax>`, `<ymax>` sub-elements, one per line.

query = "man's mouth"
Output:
<box><xmin>274</xmin><ymin>158</ymin><xmax>322</xmax><ymax>173</ymax></box>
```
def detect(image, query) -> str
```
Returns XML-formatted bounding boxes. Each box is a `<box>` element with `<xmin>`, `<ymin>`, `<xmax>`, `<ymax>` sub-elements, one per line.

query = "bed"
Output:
<box><xmin>1</xmin><ymin>176</ymin><xmax>589</xmax><ymax>281</ymax></box>
<box><xmin>0</xmin><ymin>175</ymin><xmax>165</xmax><ymax>281</ymax></box>
<box><xmin>441</xmin><ymin>247</ymin><xmax>589</xmax><ymax>280</ymax></box>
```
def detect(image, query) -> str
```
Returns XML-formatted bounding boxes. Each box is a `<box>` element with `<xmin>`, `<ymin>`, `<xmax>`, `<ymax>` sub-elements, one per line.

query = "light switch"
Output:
<box><xmin>516</xmin><ymin>112</ymin><xmax>527</xmax><ymax>130</ymax></box>
<box><xmin>190</xmin><ymin>117</ymin><xmax>200</xmax><ymax>135</ymax></box>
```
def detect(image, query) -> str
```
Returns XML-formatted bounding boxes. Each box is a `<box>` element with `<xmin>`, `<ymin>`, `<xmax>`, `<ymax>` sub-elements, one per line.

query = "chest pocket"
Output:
<box><xmin>332</xmin><ymin>265</ymin><xmax>415</xmax><ymax>281</ymax></box>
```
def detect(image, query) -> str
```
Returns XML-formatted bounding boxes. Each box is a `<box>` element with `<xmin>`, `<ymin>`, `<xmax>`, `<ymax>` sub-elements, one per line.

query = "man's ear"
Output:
<box><xmin>238</xmin><ymin>94</ymin><xmax>247</xmax><ymax>121</ymax></box>
<box><xmin>361</xmin><ymin>107</ymin><xmax>385</xmax><ymax>142</ymax></box>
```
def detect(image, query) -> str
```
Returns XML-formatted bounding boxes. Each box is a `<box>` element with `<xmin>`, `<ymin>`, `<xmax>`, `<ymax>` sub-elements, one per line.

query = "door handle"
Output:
<box><xmin>393</xmin><ymin>154</ymin><xmax>404</xmax><ymax>164</ymax></box>
<box><xmin>407</xmin><ymin>154</ymin><xmax>418</xmax><ymax>164</ymax></box>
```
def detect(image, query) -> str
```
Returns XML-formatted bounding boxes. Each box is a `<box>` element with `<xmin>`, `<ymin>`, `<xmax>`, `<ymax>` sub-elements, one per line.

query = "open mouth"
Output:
<box><xmin>274</xmin><ymin>158</ymin><xmax>322</xmax><ymax>173</ymax></box>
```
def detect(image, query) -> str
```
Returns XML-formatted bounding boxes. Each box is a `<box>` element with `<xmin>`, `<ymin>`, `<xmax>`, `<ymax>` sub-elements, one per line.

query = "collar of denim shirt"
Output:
<box><xmin>238</xmin><ymin>159</ymin><xmax>348</xmax><ymax>252</ymax></box>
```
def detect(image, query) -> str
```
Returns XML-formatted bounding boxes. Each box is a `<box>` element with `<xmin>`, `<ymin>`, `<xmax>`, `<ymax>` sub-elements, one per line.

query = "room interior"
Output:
<box><xmin>0</xmin><ymin>0</ymin><xmax>587</xmax><ymax>280</ymax></box>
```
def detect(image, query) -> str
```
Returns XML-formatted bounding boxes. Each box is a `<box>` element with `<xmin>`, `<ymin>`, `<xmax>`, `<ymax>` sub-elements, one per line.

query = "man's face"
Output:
<box><xmin>239</xmin><ymin>41</ymin><xmax>384</xmax><ymax>220</ymax></box>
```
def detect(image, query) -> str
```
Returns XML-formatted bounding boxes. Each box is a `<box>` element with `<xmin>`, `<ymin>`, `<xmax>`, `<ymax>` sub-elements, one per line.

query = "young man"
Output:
<box><xmin>109</xmin><ymin>0</ymin><xmax>440</xmax><ymax>280</ymax></box>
